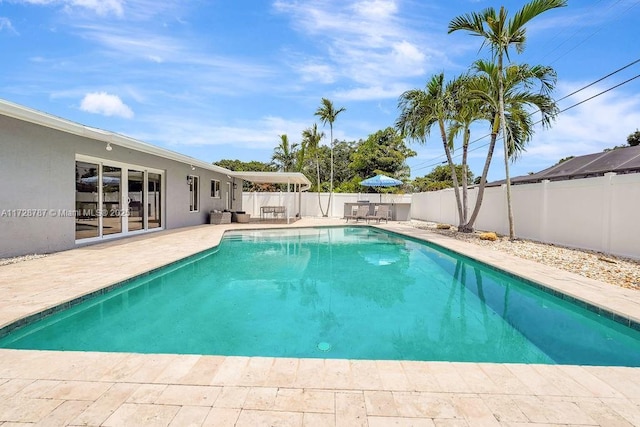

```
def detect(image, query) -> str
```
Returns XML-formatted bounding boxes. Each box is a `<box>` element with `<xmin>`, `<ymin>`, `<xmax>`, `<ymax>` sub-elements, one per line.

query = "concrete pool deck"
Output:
<box><xmin>1</xmin><ymin>218</ymin><xmax>639</xmax><ymax>426</ymax></box>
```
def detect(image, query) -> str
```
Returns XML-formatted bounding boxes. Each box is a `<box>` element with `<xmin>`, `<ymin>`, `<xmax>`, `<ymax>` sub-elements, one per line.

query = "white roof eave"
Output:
<box><xmin>232</xmin><ymin>171</ymin><xmax>312</xmax><ymax>191</ymax></box>
<box><xmin>0</xmin><ymin>98</ymin><xmax>234</xmax><ymax>176</ymax></box>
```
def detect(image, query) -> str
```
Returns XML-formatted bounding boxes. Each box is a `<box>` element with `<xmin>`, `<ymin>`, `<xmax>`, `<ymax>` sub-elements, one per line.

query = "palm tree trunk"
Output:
<box><xmin>440</xmin><ymin>121</ymin><xmax>464</xmax><ymax>228</ymax></box>
<box><xmin>498</xmin><ymin>53</ymin><xmax>516</xmax><ymax>240</ymax></box>
<box><xmin>328</xmin><ymin>128</ymin><xmax>334</xmax><ymax>216</ymax></box>
<box><xmin>463</xmin><ymin>132</ymin><xmax>497</xmax><ymax>231</ymax></box>
<box><xmin>315</xmin><ymin>153</ymin><xmax>326</xmax><ymax>217</ymax></box>
<box><xmin>461</xmin><ymin>128</ymin><xmax>470</xmax><ymax>226</ymax></box>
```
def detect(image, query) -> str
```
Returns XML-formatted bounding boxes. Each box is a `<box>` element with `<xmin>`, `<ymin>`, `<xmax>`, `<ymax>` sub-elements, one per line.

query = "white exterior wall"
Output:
<box><xmin>0</xmin><ymin>114</ymin><xmax>238</xmax><ymax>258</ymax></box>
<box><xmin>410</xmin><ymin>173</ymin><xmax>640</xmax><ymax>259</ymax></box>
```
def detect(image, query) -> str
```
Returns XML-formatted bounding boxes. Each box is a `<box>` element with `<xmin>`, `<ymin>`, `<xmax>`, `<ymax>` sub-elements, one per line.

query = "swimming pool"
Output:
<box><xmin>1</xmin><ymin>226</ymin><xmax>639</xmax><ymax>365</ymax></box>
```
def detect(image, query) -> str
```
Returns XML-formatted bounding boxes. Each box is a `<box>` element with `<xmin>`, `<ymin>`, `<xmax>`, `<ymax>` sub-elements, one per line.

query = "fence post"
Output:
<box><xmin>601</xmin><ymin>172</ymin><xmax>616</xmax><ymax>254</ymax></box>
<box><xmin>540</xmin><ymin>180</ymin><xmax>550</xmax><ymax>242</ymax></box>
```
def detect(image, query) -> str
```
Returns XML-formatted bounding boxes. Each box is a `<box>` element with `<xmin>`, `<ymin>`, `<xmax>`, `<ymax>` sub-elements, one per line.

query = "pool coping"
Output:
<box><xmin>1</xmin><ymin>219</ymin><xmax>640</xmax><ymax>425</ymax></box>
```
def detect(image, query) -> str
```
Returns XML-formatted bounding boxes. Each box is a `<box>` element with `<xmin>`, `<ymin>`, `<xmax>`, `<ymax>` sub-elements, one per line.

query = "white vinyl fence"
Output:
<box><xmin>411</xmin><ymin>172</ymin><xmax>640</xmax><ymax>260</ymax></box>
<box><xmin>242</xmin><ymin>172</ymin><xmax>640</xmax><ymax>259</ymax></box>
<box><xmin>241</xmin><ymin>192</ymin><xmax>412</xmax><ymax>219</ymax></box>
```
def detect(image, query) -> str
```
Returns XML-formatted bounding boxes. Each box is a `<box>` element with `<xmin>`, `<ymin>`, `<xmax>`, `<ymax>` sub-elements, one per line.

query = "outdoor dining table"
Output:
<box><xmin>260</xmin><ymin>206</ymin><xmax>286</xmax><ymax>220</ymax></box>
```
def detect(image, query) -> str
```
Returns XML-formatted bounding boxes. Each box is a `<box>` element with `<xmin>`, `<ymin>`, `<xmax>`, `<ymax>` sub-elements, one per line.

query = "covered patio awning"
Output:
<box><xmin>230</xmin><ymin>171</ymin><xmax>311</xmax><ymax>191</ymax></box>
<box><xmin>230</xmin><ymin>171</ymin><xmax>311</xmax><ymax>223</ymax></box>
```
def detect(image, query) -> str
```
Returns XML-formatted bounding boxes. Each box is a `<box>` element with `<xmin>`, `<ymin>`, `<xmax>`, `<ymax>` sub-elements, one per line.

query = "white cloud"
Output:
<box><xmin>525</xmin><ymin>84</ymin><xmax>640</xmax><ymax>161</ymax></box>
<box><xmin>132</xmin><ymin>114</ymin><xmax>328</xmax><ymax>151</ymax></box>
<box><xmin>351</xmin><ymin>0</ymin><xmax>398</xmax><ymax>20</ymax></box>
<box><xmin>17</xmin><ymin>0</ymin><xmax>124</xmax><ymax>16</ymax></box>
<box><xmin>80</xmin><ymin>92</ymin><xmax>134</xmax><ymax>118</ymax></box>
<box><xmin>273</xmin><ymin>0</ymin><xmax>447</xmax><ymax>100</ymax></box>
<box><xmin>334</xmin><ymin>82</ymin><xmax>409</xmax><ymax>101</ymax></box>
<box><xmin>391</xmin><ymin>40</ymin><xmax>425</xmax><ymax>73</ymax></box>
<box><xmin>68</xmin><ymin>0</ymin><xmax>123</xmax><ymax>16</ymax></box>
<box><xmin>0</xmin><ymin>17</ymin><xmax>17</xmax><ymax>34</ymax></box>
<box><xmin>296</xmin><ymin>62</ymin><xmax>336</xmax><ymax>84</ymax></box>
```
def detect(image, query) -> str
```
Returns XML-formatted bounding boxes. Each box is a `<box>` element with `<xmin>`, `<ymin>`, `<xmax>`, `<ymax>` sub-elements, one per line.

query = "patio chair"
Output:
<box><xmin>345</xmin><ymin>205</ymin><xmax>370</xmax><ymax>222</ymax></box>
<box><xmin>366</xmin><ymin>205</ymin><xmax>390</xmax><ymax>223</ymax></box>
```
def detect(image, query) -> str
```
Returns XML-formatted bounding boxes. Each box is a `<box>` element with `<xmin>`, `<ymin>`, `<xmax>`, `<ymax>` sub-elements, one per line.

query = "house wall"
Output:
<box><xmin>0</xmin><ymin>114</ymin><xmax>238</xmax><ymax>258</ymax></box>
<box><xmin>411</xmin><ymin>173</ymin><xmax>640</xmax><ymax>259</ymax></box>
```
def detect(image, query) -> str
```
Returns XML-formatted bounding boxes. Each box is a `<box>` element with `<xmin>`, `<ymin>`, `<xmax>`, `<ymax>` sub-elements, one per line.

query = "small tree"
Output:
<box><xmin>627</xmin><ymin>130</ymin><xmax>640</xmax><ymax>147</ymax></box>
<box><xmin>350</xmin><ymin>127</ymin><xmax>416</xmax><ymax>180</ymax></box>
<box><xmin>413</xmin><ymin>164</ymin><xmax>473</xmax><ymax>192</ymax></box>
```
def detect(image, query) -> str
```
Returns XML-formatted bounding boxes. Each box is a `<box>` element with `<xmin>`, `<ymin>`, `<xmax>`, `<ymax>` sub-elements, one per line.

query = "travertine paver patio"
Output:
<box><xmin>1</xmin><ymin>218</ymin><xmax>639</xmax><ymax>426</ymax></box>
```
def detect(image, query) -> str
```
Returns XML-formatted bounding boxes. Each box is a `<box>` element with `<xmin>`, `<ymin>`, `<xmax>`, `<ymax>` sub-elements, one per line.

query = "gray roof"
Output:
<box><xmin>489</xmin><ymin>145</ymin><xmax>640</xmax><ymax>186</ymax></box>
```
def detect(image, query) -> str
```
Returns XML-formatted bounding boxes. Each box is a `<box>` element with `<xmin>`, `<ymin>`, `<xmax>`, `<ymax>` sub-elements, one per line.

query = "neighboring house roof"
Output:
<box><xmin>488</xmin><ymin>145</ymin><xmax>640</xmax><ymax>186</ymax></box>
<box><xmin>1</xmin><ymin>98</ymin><xmax>301</xmax><ymax>186</ymax></box>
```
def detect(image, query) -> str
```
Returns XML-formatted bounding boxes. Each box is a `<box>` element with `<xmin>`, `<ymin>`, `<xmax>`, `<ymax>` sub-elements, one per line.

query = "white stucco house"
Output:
<box><xmin>0</xmin><ymin>99</ymin><xmax>310</xmax><ymax>258</ymax></box>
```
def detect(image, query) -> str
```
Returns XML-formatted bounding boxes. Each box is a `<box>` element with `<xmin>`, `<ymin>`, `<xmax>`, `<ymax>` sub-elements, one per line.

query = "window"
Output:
<box><xmin>189</xmin><ymin>175</ymin><xmax>199</xmax><ymax>212</ymax></box>
<box><xmin>211</xmin><ymin>179</ymin><xmax>220</xmax><ymax>198</ymax></box>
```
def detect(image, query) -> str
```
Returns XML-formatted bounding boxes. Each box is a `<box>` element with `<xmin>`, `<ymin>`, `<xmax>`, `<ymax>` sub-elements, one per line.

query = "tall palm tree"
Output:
<box><xmin>447</xmin><ymin>77</ymin><xmax>484</xmax><ymax>230</ymax></box>
<box><xmin>272</xmin><ymin>134</ymin><xmax>298</xmax><ymax>172</ymax></box>
<box><xmin>396</xmin><ymin>73</ymin><xmax>465</xmax><ymax>228</ymax></box>
<box><xmin>449</xmin><ymin>0</ymin><xmax>567</xmax><ymax>240</ymax></box>
<box><xmin>463</xmin><ymin>59</ymin><xmax>558</xmax><ymax>232</ymax></box>
<box><xmin>302</xmin><ymin>123</ymin><xmax>327</xmax><ymax>216</ymax></box>
<box><xmin>314</xmin><ymin>98</ymin><xmax>345</xmax><ymax>215</ymax></box>
<box><xmin>294</xmin><ymin>136</ymin><xmax>308</xmax><ymax>173</ymax></box>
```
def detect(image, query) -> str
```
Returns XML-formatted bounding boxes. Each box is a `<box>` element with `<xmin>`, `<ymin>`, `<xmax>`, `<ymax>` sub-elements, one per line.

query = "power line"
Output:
<box><xmin>559</xmin><ymin>73</ymin><xmax>640</xmax><ymax>114</ymax></box>
<box><xmin>407</xmin><ymin>0</ymin><xmax>639</xmax><ymax>173</ymax></box>
<box><xmin>537</xmin><ymin>0</ymin><xmax>638</xmax><ymax>67</ymax></box>
<box><xmin>557</xmin><ymin>58</ymin><xmax>640</xmax><ymax>102</ymax></box>
<box><xmin>407</xmin><ymin>58</ymin><xmax>640</xmax><ymax>173</ymax></box>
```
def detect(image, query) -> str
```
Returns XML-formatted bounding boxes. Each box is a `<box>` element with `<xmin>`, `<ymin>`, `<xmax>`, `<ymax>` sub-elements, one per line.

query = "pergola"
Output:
<box><xmin>230</xmin><ymin>171</ymin><xmax>311</xmax><ymax>223</ymax></box>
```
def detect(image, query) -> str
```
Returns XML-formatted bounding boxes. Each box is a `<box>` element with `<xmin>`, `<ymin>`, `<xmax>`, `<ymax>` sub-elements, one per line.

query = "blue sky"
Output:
<box><xmin>1</xmin><ymin>0</ymin><xmax>639</xmax><ymax>181</ymax></box>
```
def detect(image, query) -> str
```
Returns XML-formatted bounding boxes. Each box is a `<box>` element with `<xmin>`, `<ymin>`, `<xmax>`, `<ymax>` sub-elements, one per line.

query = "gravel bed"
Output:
<box><xmin>409</xmin><ymin>220</ymin><xmax>640</xmax><ymax>290</ymax></box>
<box><xmin>0</xmin><ymin>254</ymin><xmax>48</xmax><ymax>267</ymax></box>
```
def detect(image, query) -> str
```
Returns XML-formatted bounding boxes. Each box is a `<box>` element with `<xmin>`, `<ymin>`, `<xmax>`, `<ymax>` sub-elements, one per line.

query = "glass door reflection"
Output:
<box><xmin>128</xmin><ymin>170</ymin><xmax>144</xmax><ymax>232</ymax></box>
<box><xmin>75</xmin><ymin>161</ymin><xmax>100</xmax><ymax>240</ymax></box>
<box><xmin>102</xmin><ymin>166</ymin><xmax>122</xmax><ymax>236</ymax></box>
<box><xmin>148</xmin><ymin>172</ymin><xmax>161</xmax><ymax>229</ymax></box>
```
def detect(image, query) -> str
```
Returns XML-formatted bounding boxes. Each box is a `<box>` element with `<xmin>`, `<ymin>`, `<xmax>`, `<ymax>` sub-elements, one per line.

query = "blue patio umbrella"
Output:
<box><xmin>360</xmin><ymin>174</ymin><xmax>402</xmax><ymax>201</ymax></box>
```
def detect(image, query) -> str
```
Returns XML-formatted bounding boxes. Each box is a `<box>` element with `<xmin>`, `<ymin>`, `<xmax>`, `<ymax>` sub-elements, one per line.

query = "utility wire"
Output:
<box><xmin>559</xmin><ymin>73</ymin><xmax>640</xmax><ymax>114</ymax></box>
<box><xmin>556</xmin><ymin>58</ymin><xmax>640</xmax><ymax>102</ymax></box>
<box><xmin>410</xmin><ymin>73</ymin><xmax>640</xmax><ymax>172</ymax></box>
<box><xmin>538</xmin><ymin>0</ymin><xmax>637</xmax><ymax>66</ymax></box>
<box><xmin>407</xmin><ymin>59</ymin><xmax>640</xmax><ymax>173</ymax></box>
<box><xmin>407</xmin><ymin>0</ymin><xmax>639</xmax><ymax>172</ymax></box>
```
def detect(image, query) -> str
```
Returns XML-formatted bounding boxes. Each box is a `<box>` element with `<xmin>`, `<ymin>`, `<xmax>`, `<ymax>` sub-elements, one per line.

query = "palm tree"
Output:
<box><xmin>446</xmin><ymin>77</ymin><xmax>484</xmax><ymax>230</ymax></box>
<box><xmin>272</xmin><ymin>134</ymin><xmax>298</xmax><ymax>172</ymax></box>
<box><xmin>462</xmin><ymin>59</ymin><xmax>558</xmax><ymax>232</ymax></box>
<box><xmin>396</xmin><ymin>73</ymin><xmax>465</xmax><ymax>228</ymax></box>
<box><xmin>314</xmin><ymin>98</ymin><xmax>345</xmax><ymax>215</ymax></box>
<box><xmin>302</xmin><ymin>123</ymin><xmax>327</xmax><ymax>216</ymax></box>
<box><xmin>449</xmin><ymin>0</ymin><xmax>567</xmax><ymax>240</ymax></box>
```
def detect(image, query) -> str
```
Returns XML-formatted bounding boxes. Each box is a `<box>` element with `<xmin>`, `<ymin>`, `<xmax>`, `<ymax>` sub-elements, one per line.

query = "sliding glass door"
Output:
<box><xmin>75</xmin><ymin>161</ymin><xmax>100</xmax><ymax>240</ymax></box>
<box><xmin>102</xmin><ymin>166</ymin><xmax>122</xmax><ymax>236</ymax></box>
<box><xmin>127</xmin><ymin>169</ymin><xmax>144</xmax><ymax>232</ymax></box>
<box><xmin>75</xmin><ymin>158</ymin><xmax>163</xmax><ymax>241</ymax></box>
<box><xmin>148</xmin><ymin>172</ymin><xmax>162</xmax><ymax>229</ymax></box>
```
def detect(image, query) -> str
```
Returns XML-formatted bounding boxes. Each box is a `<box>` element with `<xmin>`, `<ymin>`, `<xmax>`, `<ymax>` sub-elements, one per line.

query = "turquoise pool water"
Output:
<box><xmin>2</xmin><ymin>227</ymin><xmax>640</xmax><ymax>365</ymax></box>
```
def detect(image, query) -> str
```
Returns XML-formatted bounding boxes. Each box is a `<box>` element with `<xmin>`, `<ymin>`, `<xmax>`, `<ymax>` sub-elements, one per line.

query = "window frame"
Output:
<box><xmin>188</xmin><ymin>175</ymin><xmax>200</xmax><ymax>212</ymax></box>
<box><xmin>210</xmin><ymin>179</ymin><xmax>221</xmax><ymax>198</ymax></box>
